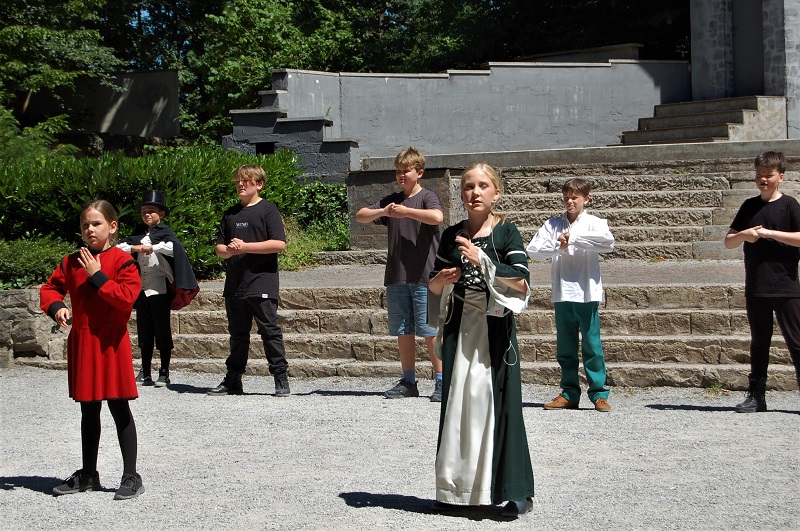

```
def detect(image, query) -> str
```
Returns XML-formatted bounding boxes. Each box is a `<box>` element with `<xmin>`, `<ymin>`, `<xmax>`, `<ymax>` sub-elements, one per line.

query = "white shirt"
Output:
<box><xmin>117</xmin><ymin>235</ymin><xmax>174</xmax><ymax>297</ymax></box>
<box><xmin>526</xmin><ymin>210</ymin><xmax>615</xmax><ymax>303</ymax></box>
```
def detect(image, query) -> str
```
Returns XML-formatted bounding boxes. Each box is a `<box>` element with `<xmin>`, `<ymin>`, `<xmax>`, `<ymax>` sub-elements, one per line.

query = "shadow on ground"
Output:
<box><xmin>338</xmin><ymin>492</ymin><xmax>511</xmax><ymax>522</ymax></box>
<box><xmin>0</xmin><ymin>475</ymin><xmax>114</xmax><ymax>495</ymax></box>
<box><xmin>646</xmin><ymin>404</ymin><xmax>800</xmax><ymax>415</ymax></box>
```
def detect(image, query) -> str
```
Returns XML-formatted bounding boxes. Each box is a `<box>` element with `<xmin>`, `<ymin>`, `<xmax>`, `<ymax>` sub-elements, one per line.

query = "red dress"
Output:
<box><xmin>40</xmin><ymin>247</ymin><xmax>141</xmax><ymax>402</ymax></box>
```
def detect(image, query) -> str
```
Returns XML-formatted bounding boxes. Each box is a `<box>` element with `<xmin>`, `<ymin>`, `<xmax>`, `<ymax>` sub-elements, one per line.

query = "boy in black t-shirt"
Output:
<box><xmin>207</xmin><ymin>165</ymin><xmax>290</xmax><ymax>397</ymax></box>
<box><xmin>726</xmin><ymin>151</ymin><xmax>800</xmax><ymax>412</ymax></box>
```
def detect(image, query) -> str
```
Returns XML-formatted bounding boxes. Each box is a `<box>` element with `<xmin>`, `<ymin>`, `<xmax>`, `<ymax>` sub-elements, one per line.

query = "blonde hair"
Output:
<box><xmin>461</xmin><ymin>162</ymin><xmax>504</xmax><ymax>221</ymax></box>
<box><xmin>395</xmin><ymin>147</ymin><xmax>426</xmax><ymax>171</ymax></box>
<box><xmin>80</xmin><ymin>199</ymin><xmax>119</xmax><ymax>246</ymax></box>
<box><xmin>233</xmin><ymin>164</ymin><xmax>266</xmax><ymax>184</ymax></box>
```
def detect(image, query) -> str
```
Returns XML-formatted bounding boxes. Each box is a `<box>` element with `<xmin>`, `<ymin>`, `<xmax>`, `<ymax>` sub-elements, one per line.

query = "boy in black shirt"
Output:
<box><xmin>208</xmin><ymin>165</ymin><xmax>290</xmax><ymax>397</ymax></box>
<box><xmin>726</xmin><ymin>151</ymin><xmax>800</xmax><ymax>412</ymax></box>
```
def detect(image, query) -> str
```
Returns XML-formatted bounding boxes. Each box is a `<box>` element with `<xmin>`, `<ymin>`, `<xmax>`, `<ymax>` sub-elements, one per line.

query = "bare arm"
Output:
<box><xmin>217</xmin><ymin>238</ymin><xmax>285</xmax><ymax>258</ymax></box>
<box><xmin>388</xmin><ymin>204</ymin><xmax>443</xmax><ymax>225</ymax></box>
<box><xmin>755</xmin><ymin>227</ymin><xmax>800</xmax><ymax>247</ymax></box>
<box><xmin>355</xmin><ymin>205</ymin><xmax>389</xmax><ymax>223</ymax></box>
<box><xmin>724</xmin><ymin>227</ymin><xmax>761</xmax><ymax>249</ymax></box>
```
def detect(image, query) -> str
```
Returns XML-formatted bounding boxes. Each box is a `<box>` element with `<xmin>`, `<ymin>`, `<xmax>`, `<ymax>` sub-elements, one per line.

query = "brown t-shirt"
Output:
<box><xmin>370</xmin><ymin>188</ymin><xmax>442</xmax><ymax>285</ymax></box>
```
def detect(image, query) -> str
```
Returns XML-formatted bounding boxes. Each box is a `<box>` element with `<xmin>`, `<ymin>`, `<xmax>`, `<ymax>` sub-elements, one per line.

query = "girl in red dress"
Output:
<box><xmin>40</xmin><ymin>199</ymin><xmax>145</xmax><ymax>500</ymax></box>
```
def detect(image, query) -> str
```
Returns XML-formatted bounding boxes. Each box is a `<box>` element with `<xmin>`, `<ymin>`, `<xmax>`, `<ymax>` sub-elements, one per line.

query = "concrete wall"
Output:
<box><xmin>273</xmin><ymin>69</ymin><xmax>343</xmax><ymax>138</ymax></box>
<box><xmin>303</xmin><ymin>60</ymin><xmax>691</xmax><ymax>166</ymax></box>
<box><xmin>776</xmin><ymin>0</ymin><xmax>800</xmax><ymax>138</ymax></box>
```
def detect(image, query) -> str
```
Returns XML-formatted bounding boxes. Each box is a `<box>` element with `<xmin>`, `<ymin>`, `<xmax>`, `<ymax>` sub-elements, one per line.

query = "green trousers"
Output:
<box><xmin>554</xmin><ymin>301</ymin><xmax>609</xmax><ymax>403</ymax></box>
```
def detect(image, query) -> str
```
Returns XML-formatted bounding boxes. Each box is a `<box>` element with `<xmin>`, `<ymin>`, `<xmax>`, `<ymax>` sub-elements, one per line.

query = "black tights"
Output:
<box><xmin>80</xmin><ymin>400</ymin><xmax>138</xmax><ymax>476</ymax></box>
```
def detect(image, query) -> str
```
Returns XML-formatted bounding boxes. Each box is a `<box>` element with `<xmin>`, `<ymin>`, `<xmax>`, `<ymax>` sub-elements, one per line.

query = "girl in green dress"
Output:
<box><xmin>428</xmin><ymin>162</ymin><xmax>534</xmax><ymax>517</ymax></box>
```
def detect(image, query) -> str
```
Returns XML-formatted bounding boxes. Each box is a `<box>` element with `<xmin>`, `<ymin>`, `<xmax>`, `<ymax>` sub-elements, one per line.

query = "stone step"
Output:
<box><xmin>182</xmin><ymin>284</ymin><xmax>748</xmax><ymax>312</ymax></box>
<box><xmin>498</xmin><ymin>190</ymin><xmax>723</xmax><ymax>211</ymax></box>
<box><xmin>639</xmin><ymin>110</ymin><xmax>750</xmax><ymax>130</ymax></box>
<box><xmin>502</xmin><ymin>173</ymin><xmax>730</xmax><ymax>194</ymax></box>
<box><xmin>517</xmin><ymin>226</ymin><xmax>704</xmax><ymax>244</ymax></box>
<box><xmin>15</xmin><ymin>357</ymin><xmax>798</xmax><ymax>392</ymax></box>
<box><xmin>622</xmin><ymin>124</ymin><xmax>741</xmax><ymax>144</ymax></box>
<box><xmin>314</xmin><ymin>242</ymin><xmax>725</xmax><ymax>264</ymax></box>
<box><xmin>653</xmin><ymin>96</ymin><xmax>762</xmax><ymax>117</ymax></box>
<box><xmin>502</xmin><ymin>208</ymin><xmax>713</xmax><ymax>228</ymax></box>
<box><xmin>123</xmin><ymin>332</ymin><xmax>794</xmax><ymax>367</ymax></box>
<box><xmin>159</xmin><ymin>307</ymin><xmax>770</xmax><ymax>338</ymax></box>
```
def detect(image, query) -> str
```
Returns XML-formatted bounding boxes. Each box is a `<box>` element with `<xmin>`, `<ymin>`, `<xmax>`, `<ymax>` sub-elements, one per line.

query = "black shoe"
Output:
<box><xmin>136</xmin><ymin>369</ymin><xmax>154</xmax><ymax>386</ymax></box>
<box><xmin>735</xmin><ymin>375</ymin><xmax>767</xmax><ymax>413</ymax></box>
<box><xmin>430</xmin><ymin>379</ymin><xmax>443</xmax><ymax>402</ymax></box>
<box><xmin>207</xmin><ymin>377</ymin><xmax>243</xmax><ymax>396</ymax></box>
<box><xmin>501</xmin><ymin>497</ymin><xmax>533</xmax><ymax>518</ymax></box>
<box><xmin>113</xmin><ymin>472</ymin><xmax>144</xmax><ymax>500</ymax></box>
<box><xmin>154</xmin><ymin>369</ymin><xmax>170</xmax><ymax>388</ymax></box>
<box><xmin>53</xmin><ymin>469</ymin><xmax>101</xmax><ymax>496</ymax></box>
<box><xmin>274</xmin><ymin>372</ymin><xmax>290</xmax><ymax>397</ymax></box>
<box><xmin>384</xmin><ymin>379</ymin><xmax>420</xmax><ymax>398</ymax></box>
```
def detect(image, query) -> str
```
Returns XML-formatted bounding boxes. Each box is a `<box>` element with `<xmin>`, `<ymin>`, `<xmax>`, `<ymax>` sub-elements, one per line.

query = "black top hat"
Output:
<box><xmin>135</xmin><ymin>190</ymin><xmax>170</xmax><ymax>215</ymax></box>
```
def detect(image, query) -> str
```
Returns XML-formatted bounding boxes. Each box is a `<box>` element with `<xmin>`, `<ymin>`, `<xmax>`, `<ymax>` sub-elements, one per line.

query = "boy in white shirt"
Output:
<box><xmin>526</xmin><ymin>178</ymin><xmax>615</xmax><ymax>411</ymax></box>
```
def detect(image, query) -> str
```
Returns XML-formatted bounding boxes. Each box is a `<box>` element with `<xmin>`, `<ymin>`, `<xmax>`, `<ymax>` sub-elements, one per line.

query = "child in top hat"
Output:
<box><xmin>118</xmin><ymin>190</ymin><xmax>199</xmax><ymax>387</ymax></box>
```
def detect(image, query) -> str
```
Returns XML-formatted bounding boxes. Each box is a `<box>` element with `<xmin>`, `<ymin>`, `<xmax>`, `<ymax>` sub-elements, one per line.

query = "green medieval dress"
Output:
<box><xmin>431</xmin><ymin>219</ymin><xmax>535</xmax><ymax>506</ymax></box>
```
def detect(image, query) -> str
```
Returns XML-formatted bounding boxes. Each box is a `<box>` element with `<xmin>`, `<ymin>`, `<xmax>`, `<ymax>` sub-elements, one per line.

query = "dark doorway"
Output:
<box><xmin>732</xmin><ymin>0</ymin><xmax>765</xmax><ymax>96</ymax></box>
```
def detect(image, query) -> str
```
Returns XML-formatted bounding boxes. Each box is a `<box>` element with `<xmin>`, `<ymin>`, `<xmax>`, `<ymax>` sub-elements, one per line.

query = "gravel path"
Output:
<box><xmin>1</xmin><ymin>366</ymin><xmax>798</xmax><ymax>530</ymax></box>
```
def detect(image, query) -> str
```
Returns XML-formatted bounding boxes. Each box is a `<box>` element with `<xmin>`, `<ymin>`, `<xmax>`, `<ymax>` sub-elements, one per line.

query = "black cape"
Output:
<box><xmin>119</xmin><ymin>223</ymin><xmax>200</xmax><ymax>310</ymax></box>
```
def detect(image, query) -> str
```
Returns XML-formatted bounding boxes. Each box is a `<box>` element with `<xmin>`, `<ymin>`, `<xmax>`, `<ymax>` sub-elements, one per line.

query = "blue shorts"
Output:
<box><xmin>386</xmin><ymin>284</ymin><xmax>437</xmax><ymax>337</ymax></box>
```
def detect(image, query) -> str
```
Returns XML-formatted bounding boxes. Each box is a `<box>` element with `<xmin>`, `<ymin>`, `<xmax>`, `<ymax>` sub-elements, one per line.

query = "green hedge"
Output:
<box><xmin>0</xmin><ymin>146</ymin><xmax>347</xmax><ymax>282</ymax></box>
<box><xmin>0</xmin><ymin>236</ymin><xmax>77</xmax><ymax>289</ymax></box>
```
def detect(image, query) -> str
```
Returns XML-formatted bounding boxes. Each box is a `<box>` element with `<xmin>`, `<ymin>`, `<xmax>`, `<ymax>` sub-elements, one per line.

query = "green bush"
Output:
<box><xmin>0</xmin><ymin>237</ymin><xmax>77</xmax><ymax>289</ymax></box>
<box><xmin>0</xmin><ymin>146</ymin><xmax>305</xmax><ymax>280</ymax></box>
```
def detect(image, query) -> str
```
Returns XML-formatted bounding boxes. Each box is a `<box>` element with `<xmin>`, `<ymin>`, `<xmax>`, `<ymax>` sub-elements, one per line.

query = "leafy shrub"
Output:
<box><xmin>0</xmin><ymin>237</ymin><xmax>77</xmax><ymax>289</ymax></box>
<box><xmin>0</xmin><ymin>146</ymin><xmax>305</xmax><ymax>279</ymax></box>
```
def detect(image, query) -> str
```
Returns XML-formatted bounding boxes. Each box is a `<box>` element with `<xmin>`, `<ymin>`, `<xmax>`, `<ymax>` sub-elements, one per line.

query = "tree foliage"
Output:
<box><xmin>2</xmin><ymin>0</ymin><xmax>690</xmax><ymax>142</ymax></box>
<box><xmin>0</xmin><ymin>0</ymin><xmax>124</xmax><ymax>122</ymax></box>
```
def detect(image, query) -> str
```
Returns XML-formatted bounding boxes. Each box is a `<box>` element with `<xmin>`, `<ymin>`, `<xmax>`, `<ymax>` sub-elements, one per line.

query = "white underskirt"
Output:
<box><xmin>435</xmin><ymin>289</ymin><xmax>495</xmax><ymax>505</ymax></box>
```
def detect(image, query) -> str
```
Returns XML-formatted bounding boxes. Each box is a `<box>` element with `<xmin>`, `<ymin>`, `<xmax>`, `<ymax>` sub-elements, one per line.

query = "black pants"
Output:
<box><xmin>224</xmin><ymin>297</ymin><xmax>288</xmax><ymax>376</ymax></box>
<box><xmin>746</xmin><ymin>296</ymin><xmax>800</xmax><ymax>380</ymax></box>
<box><xmin>135</xmin><ymin>292</ymin><xmax>173</xmax><ymax>373</ymax></box>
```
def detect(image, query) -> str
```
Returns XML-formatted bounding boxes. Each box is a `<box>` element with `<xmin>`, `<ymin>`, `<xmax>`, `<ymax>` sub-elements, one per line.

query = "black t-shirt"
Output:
<box><xmin>730</xmin><ymin>194</ymin><xmax>800</xmax><ymax>297</ymax></box>
<box><xmin>216</xmin><ymin>199</ymin><xmax>286</xmax><ymax>299</ymax></box>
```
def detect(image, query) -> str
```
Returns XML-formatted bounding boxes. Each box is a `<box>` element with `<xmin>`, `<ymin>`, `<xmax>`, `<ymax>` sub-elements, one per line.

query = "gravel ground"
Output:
<box><xmin>1</xmin><ymin>366</ymin><xmax>798</xmax><ymax>530</ymax></box>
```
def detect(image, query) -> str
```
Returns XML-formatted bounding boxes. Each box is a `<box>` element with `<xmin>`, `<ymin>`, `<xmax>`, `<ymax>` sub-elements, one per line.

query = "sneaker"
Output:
<box><xmin>430</xmin><ymin>379</ymin><xmax>443</xmax><ymax>402</ymax></box>
<box><xmin>53</xmin><ymin>469</ymin><xmax>101</xmax><ymax>496</ymax></box>
<box><xmin>154</xmin><ymin>375</ymin><xmax>170</xmax><ymax>388</ymax></box>
<box><xmin>384</xmin><ymin>379</ymin><xmax>420</xmax><ymax>399</ymax></box>
<box><xmin>274</xmin><ymin>372</ymin><xmax>291</xmax><ymax>397</ymax></box>
<box><xmin>543</xmin><ymin>395</ymin><xmax>579</xmax><ymax>410</ymax></box>
<box><xmin>135</xmin><ymin>369</ymin><xmax>153</xmax><ymax>386</ymax></box>
<box><xmin>113</xmin><ymin>472</ymin><xmax>144</xmax><ymax>500</ymax></box>
<box><xmin>501</xmin><ymin>497</ymin><xmax>533</xmax><ymax>518</ymax></box>
<box><xmin>594</xmin><ymin>397</ymin><xmax>612</xmax><ymax>412</ymax></box>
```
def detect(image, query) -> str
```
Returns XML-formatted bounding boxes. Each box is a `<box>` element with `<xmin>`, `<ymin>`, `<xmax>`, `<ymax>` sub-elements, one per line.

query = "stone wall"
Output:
<box><xmin>0</xmin><ymin>290</ymin><xmax>65</xmax><ymax>368</ymax></box>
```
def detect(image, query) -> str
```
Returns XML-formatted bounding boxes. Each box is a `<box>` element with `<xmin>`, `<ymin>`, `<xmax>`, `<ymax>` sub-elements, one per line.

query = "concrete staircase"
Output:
<box><xmin>499</xmin><ymin>166</ymin><xmax>800</xmax><ymax>261</ymax></box>
<box><xmin>15</xmin><ymin>152</ymin><xmax>800</xmax><ymax>392</ymax></box>
<box><xmin>621</xmin><ymin>96</ymin><xmax>787</xmax><ymax>145</ymax></box>
<box><xmin>222</xmin><ymin>81</ymin><xmax>358</xmax><ymax>180</ymax></box>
